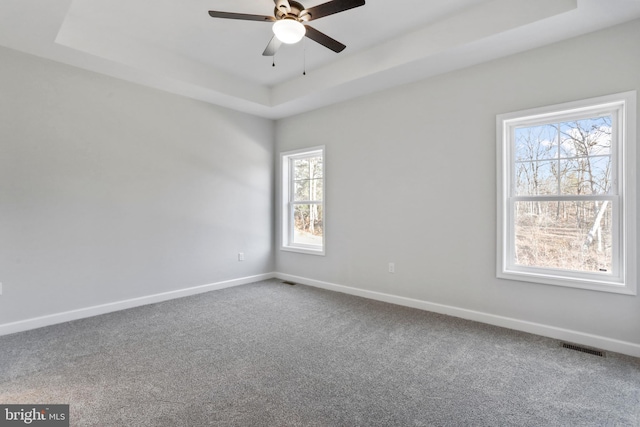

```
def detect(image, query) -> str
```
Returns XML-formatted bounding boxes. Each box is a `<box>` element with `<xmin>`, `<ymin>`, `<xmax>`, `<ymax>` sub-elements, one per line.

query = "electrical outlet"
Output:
<box><xmin>238</xmin><ymin>252</ymin><xmax>245</xmax><ymax>261</ymax></box>
<box><xmin>388</xmin><ymin>263</ymin><xmax>395</xmax><ymax>273</ymax></box>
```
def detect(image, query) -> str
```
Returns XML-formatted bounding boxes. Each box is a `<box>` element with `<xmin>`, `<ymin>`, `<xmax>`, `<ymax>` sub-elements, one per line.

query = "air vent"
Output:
<box><xmin>282</xmin><ymin>281</ymin><xmax>297</xmax><ymax>286</ymax></box>
<box><xmin>562</xmin><ymin>343</ymin><xmax>605</xmax><ymax>357</ymax></box>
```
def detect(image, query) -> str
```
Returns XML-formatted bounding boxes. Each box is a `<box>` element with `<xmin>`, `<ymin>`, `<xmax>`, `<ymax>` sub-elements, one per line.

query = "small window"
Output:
<box><xmin>281</xmin><ymin>147</ymin><xmax>325</xmax><ymax>255</ymax></box>
<box><xmin>497</xmin><ymin>92</ymin><xmax>636</xmax><ymax>294</ymax></box>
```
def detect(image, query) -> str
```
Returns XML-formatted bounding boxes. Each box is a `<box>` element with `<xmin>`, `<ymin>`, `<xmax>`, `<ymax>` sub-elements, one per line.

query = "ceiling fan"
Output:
<box><xmin>208</xmin><ymin>0</ymin><xmax>366</xmax><ymax>56</ymax></box>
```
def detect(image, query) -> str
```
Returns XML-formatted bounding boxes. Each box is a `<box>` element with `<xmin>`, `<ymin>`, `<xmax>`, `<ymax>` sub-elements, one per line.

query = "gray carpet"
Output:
<box><xmin>0</xmin><ymin>279</ymin><xmax>638</xmax><ymax>426</ymax></box>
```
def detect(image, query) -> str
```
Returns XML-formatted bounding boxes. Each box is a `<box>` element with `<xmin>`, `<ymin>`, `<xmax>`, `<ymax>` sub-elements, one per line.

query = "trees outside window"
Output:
<box><xmin>281</xmin><ymin>147</ymin><xmax>324</xmax><ymax>255</ymax></box>
<box><xmin>497</xmin><ymin>92</ymin><xmax>636</xmax><ymax>294</ymax></box>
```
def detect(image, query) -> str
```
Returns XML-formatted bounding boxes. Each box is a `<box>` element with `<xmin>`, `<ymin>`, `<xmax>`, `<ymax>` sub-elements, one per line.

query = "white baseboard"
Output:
<box><xmin>3</xmin><ymin>271</ymin><xmax>639</xmax><ymax>358</ymax></box>
<box><xmin>275</xmin><ymin>272</ymin><xmax>640</xmax><ymax>358</ymax></box>
<box><xmin>0</xmin><ymin>273</ymin><xmax>276</xmax><ymax>337</ymax></box>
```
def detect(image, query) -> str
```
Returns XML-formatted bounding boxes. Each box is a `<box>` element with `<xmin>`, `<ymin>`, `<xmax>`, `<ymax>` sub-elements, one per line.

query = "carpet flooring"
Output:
<box><xmin>1</xmin><ymin>279</ymin><xmax>639</xmax><ymax>426</ymax></box>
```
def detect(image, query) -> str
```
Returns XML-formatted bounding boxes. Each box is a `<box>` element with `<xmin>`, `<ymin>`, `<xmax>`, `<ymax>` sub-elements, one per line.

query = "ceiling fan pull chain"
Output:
<box><xmin>273</xmin><ymin>56</ymin><xmax>276</xmax><ymax>67</ymax></box>
<box><xmin>303</xmin><ymin>37</ymin><xmax>306</xmax><ymax>76</ymax></box>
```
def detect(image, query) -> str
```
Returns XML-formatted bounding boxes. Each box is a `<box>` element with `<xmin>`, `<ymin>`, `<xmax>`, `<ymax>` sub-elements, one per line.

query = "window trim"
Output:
<box><xmin>497</xmin><ymin>91</ymin><xmax>637</xmax><ymax>295</ymax></box>
<box><xmin>280</xmin><ymin>146</ymin><xmax>325</xmax><ymax>256</ymax></box>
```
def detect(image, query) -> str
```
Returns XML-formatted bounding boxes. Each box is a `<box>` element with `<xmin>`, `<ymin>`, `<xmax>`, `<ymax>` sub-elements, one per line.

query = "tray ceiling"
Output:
<box><xmin>1</xmin><ymin>0</ymin><xmax>639</xmax><ymax>118</ymax></box>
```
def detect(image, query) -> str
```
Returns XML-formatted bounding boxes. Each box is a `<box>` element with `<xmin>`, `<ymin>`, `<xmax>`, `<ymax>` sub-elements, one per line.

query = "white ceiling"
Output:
<box><xmin>1</xmin><ymin>0</ymin><xmax>639</xmax><ymax>119</ymax></box>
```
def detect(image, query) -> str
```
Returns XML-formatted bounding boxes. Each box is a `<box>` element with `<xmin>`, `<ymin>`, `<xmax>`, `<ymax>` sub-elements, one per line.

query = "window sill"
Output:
<box><xmin>281</xmin><ymin>245</ymin><xmax>325</xmax><ymax>256</ymax></box>
<box><xmin>498</xmin><ymin>269</ymin><xmax>635</xmax><ymax>295</ymax></box>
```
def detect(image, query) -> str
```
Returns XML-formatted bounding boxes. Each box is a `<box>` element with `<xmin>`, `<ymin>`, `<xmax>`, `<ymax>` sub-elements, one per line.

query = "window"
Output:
<box><xmin>497</xmin><ymin>92</ymin><xmax>636</xmax><ymax>294</ymax></box>
<box><xmin>281</xmin><ymin>147</ymin><xmax>325</xmax><ymax>255</ymax></box>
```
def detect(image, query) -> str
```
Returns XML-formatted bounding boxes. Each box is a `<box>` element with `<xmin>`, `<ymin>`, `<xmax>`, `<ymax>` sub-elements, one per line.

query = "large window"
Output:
<box><xmin>281</xmin><ymin>147</ymin><xmax>324</xmax><ymax>255</ymax></box>
<box><xmin>497</xmin><ymin>92</ymin><xmax>636</xmax><ymax>294</ymax></box>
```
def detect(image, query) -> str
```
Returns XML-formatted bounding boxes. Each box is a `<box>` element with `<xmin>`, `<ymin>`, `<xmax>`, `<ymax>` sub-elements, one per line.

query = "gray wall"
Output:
<box><xmin>1</xmin><ymin>20</ymin><xmax>638</xmax><ymax>347</ymax></box>
<box><xmin>275</xmin><ymin>20</ymin><xmax>640</xmax><ymax>345</ymax></box>
<box><xmin>0</xmin><ymin>47</ymin><xmax>274</xmax><ymax>325</ymax></box>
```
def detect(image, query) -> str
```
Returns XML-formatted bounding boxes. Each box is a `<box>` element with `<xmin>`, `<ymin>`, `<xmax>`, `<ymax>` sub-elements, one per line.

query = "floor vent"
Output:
<box><xmin>562</xmin><ymin>343</ymin><xmax>605</xmax><ymax>357</ymax></box>
<box><xmin>282</xmin><ymin>281</ymin><xmax>297</xmax><ymax>286</ymax></box>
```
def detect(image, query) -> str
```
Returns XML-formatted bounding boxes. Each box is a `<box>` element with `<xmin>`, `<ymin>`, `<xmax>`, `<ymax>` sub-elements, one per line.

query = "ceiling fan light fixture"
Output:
<box><xmin>272</xmin><ymin>19</ymin><xmax>306</xmax><ymax>44</ymax></box>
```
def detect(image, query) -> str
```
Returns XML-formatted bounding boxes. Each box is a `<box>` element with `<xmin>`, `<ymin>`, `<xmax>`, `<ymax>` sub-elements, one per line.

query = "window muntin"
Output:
<box><xmin>281</xmin><ymin>147</ymin><xmax>325</xmax><ymax>255</ymax></box>
<box><xmin>497</xmin><ymin>92</ymin><xmax>636</xmax><ymax>294</ymax></box>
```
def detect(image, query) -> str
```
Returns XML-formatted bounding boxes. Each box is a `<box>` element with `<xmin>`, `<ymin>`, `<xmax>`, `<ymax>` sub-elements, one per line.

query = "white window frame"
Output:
<box><xmin>497</xmin><ymin>91</ymin><xmax>637</xmax><ymax>295</ymax></box>
<box><xmin>280</xmin><ymin>146</ymin><xmax>325</xmax><ymax>255</ymax></box>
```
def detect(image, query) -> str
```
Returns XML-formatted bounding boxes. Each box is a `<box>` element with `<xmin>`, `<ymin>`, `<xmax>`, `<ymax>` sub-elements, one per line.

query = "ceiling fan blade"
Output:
<box><xmin>208</xmin><ymin>10</ymin><xmax>275</xmax><ymax>22</ymax></box>
<box><xmin>302</xmin><ymin>0</ymin><xmax>365</xmax><ymax>21</ymax></box>
<box><xmin>262</xmin><ymin>36</ymin><xmax>283</xmax><ymax>56</ymax></box>
<box><xmin>304</xmin><ymin>25</ymin><xmax>346</xmax><ymax>53</ymax></box>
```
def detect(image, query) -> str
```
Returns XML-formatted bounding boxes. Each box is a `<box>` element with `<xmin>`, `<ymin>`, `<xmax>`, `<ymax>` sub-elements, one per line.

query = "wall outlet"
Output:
<box><xmin>238</xmin><ymin>252</ymin><xmax>245</xmax><ymax>261</ymax></box>
<box><xmin>388</xmin><ymin>263</ymin><xmax>395</xmax><ymax>273</ymax></box>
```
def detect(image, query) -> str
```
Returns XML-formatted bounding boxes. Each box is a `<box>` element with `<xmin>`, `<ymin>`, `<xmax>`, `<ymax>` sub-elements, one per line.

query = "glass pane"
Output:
<box><xmin>559</xmin><ymin>116</ymin><xmax>612</xmax><ymax>158</ymax></box>
<box><xmin>294</xmin><ymin>158</ymin><xmax>309</xmax><ymax>180</ymax></box>
<box><xmin>293</xmin><ymin>204</ymin><xmax>323</xmax><ymax>246</ymax></box>
<box><xmin>589</xmin><ymin>156</ymin><xmax>612</xmax><ymax>194</ymax></box>
<box><xmin>560</xmin><ymin>159</ymin><xmax>588</xmax><ymax>195</ymax></box>
<box><xmin>515</xmin><ymin>124</ymin><xmax>558</xmax><ymax>161</ymax></box>
<box><xmin>293</xmin><ymin>178</ymin><xmax>323</xmax><ymax>201</ymax></box>
<box><xmin>514</xmin><ymin>160</ymin><xmax>558</xmax><ymax>196</ymax></box>
<box><xmin>309</xmin><ymin>156</ymin><xmax>323</xmax><ymax>179</ymax></box>
<box><xmin>560</xmin><ymin>156</ymin><xmax>611</xmax><ymax>196</ymax></box>
<box><xmin>312</xmin><ymin>178</ymin><xmax>323</xmax><ymax>201</ymax></box>
<box><xmin>294</xmin><ymin>179</ymin><xmax>309</xmax><ymax>201</ymax></box>
<box><xmin>514</xmin><ymin>201</ymin><xmax>612</xmax><ymax>273</ymax></box>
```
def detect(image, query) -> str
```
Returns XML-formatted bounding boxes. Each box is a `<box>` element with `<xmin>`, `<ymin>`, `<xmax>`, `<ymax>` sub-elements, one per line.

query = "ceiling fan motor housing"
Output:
<box><xmin>275</xmin><ymin>1</ymin><xmax>310</xmax><ymax>21</ymax></box>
